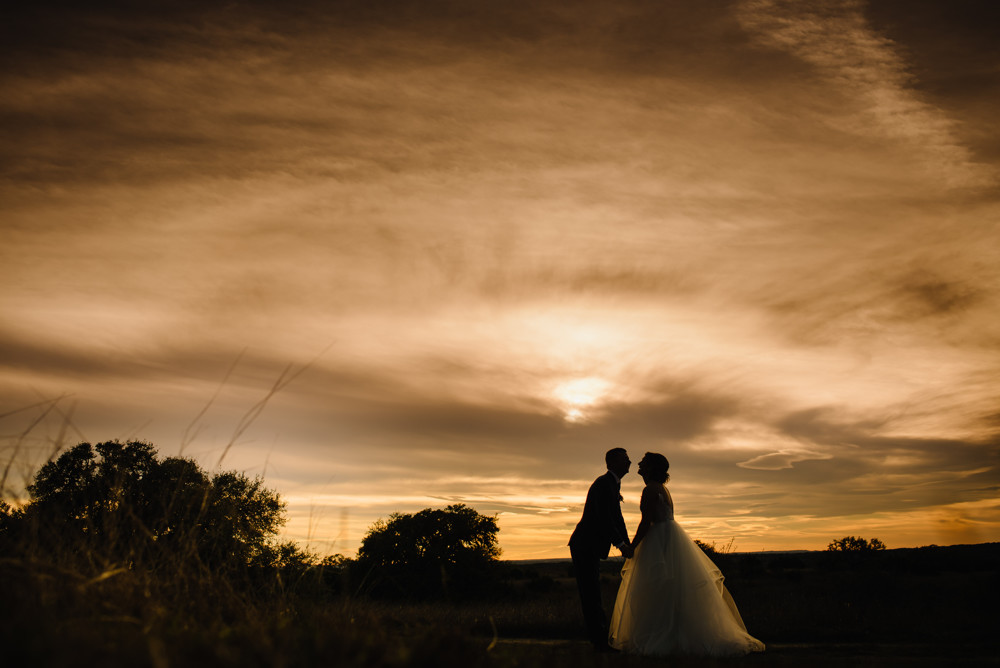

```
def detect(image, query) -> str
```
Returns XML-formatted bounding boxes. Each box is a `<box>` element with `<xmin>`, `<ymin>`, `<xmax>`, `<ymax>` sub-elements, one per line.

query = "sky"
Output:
<box><xmin>2</xmin><ymin>0</ymin><xmax>999</xmax><ymax>560</ymax></box>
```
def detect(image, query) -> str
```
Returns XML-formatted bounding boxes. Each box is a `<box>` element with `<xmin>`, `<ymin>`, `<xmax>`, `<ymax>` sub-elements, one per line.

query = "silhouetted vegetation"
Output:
<box><xmin>0</xmin><ymin>440</ymin><xmax>324</xmax><ymax>666</ymax></box>
<box><xmin>694</xmin><ymin>536</ymin><xmax>737</xmax><ymax>555</ymax></box>
<box><xmin>2</xmin><ymin>439</ymin><xmax>998</xmax><ymax>666</ymax></box>
<box><xmin>827</xmin><ymin>535</ymin><xmax>887</xmax><ymax>552</ymax></box>
<box><xmin>693</xmin><ymin>538</ymin><xmax>716</xmax><ymax>554</ymax></box>
<box><xmin>17</xmin><ymin>440</ymin><xmax>300</xmax><ymax>574</ymax></box>
<box><xmin>355</xmin><ymin>504</ymin><xmax>502</xmax><ymax>599</ymax></box>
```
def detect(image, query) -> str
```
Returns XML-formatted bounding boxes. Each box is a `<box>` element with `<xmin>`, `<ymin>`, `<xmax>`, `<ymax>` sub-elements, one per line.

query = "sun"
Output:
<box><xmin>553</xmin><ymin>377</ymin><xmax>611</xmax><ymax>423</ymax></box>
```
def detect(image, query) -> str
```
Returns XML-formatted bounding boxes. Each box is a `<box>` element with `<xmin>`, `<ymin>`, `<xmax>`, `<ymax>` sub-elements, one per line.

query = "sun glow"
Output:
<box><xmin>553</xmin><ymin>377</ymin><xmax>612</xmax><ymax>422</ymax></box>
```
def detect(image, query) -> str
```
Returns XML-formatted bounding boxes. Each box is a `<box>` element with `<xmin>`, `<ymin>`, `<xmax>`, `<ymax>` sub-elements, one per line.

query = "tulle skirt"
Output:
<box><xmin>609</xmin><ymin>520</ymin><xmax>765</xmax><ymax>657</ymax></box>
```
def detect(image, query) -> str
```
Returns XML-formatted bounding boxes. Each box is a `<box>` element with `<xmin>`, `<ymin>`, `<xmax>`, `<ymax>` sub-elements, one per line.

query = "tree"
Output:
<box><xmin>21</xmin><ymin>440</ymin><xmax>288</xmax><ymax>573</ymax></box>
<box><xmin>694</xmin><ymin>539</ymin><xmax>717</xmax><ymax>555</ymax></box>
<box><xmin>0</xmin><ymin>499</ymin><xmax>20</xmax><ymax>542</ymax></box>
<box><xmin>356</xmin><ymin>504</ymin><xmax>501</xmax><ymax>598</ymax></box>
<box><xmin>827</xmin><ymin>536</ymin><xmax>886</xmax><ymax>552</ymax></box>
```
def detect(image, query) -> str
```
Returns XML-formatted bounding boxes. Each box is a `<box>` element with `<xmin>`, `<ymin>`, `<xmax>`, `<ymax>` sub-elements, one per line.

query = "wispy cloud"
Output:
<box><xmin>737</xmin><ymin>0</ymin><xmax>995</xmax><ymax>189</ymax></box>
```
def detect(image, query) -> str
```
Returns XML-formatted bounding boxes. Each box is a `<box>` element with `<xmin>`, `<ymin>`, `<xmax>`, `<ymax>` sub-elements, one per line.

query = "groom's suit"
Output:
<box><xmin>569</xmin><ymin>471</ymin><xmax>629</xmax><ymax>648</ymax></box>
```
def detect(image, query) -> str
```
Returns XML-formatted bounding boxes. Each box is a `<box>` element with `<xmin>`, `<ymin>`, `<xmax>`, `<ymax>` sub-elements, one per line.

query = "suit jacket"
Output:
<box><xmin>568</xmin><ymin>471</ymin><xmax>629</xmax><ymax>559</ymax></box>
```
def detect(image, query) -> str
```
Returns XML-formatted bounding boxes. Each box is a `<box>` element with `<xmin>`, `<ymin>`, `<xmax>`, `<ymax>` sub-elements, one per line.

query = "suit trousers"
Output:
<box><xmin>570</xmin><ymin>545</ymin><xmax>609</xmax><ymax>647</ymax></box>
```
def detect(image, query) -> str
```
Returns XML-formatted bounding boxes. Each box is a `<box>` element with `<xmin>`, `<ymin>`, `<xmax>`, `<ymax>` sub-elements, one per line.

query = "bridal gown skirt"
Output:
<box><xmin>609</xmin><ymin>520</ymin><xmax>765</xmax><ymax>657</ymax></box>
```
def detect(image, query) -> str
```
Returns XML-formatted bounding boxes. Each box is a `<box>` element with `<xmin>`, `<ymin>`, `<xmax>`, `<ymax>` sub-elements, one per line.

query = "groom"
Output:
<box><xmin>569</xmin><ymin>448</ymin><xmax>634</xmax><ymax>652</ymax></box>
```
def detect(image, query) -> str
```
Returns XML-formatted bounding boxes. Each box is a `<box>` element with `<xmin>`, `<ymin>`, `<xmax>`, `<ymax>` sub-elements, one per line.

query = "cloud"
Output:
<box><xmin>737</xmin><ymin>0</ymin><xmax>994</xmax><ymax>189</ymax></box>
<box><xmin>894</xmin><ymin>271</ymin><xmax>981</xmax><ymax>318</ymax></box>
<box><xmin>864</xmin><ymin>0</ymin><xmax>1000</xmax><ymax>162</ymax></box>
<box><xmin>738</xmin><ymin>449</ymin><xmax>833</xmax><ymax>470</ymax></box>
<box><xmin>2</xmin><ymin>0</ymin><xmax>1000</xmax><ymax>556</ymax></box>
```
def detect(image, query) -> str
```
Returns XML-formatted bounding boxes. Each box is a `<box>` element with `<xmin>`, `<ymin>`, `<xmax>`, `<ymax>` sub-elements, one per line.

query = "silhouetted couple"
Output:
<box><xmin>569</xmin><ymin>448</ymin><xmax>764</xmax><ymax>657</ymax></box>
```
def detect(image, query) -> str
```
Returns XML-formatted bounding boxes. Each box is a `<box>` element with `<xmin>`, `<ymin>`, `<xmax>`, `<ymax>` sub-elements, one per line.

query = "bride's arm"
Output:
<box><xmin>630</xmin><ymin>487</ymin><xmax>652</xmax><ymax>548</ymax></box>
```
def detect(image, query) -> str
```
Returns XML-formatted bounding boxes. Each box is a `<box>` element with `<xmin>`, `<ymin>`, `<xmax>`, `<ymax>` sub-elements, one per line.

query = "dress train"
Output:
<box><xmin>609</xmin><ymin>518</ymin><xmax>764</xmax><ymax>657</ymax></box>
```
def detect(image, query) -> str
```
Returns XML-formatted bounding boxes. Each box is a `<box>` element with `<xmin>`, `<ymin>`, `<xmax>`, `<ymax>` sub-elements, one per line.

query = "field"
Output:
<box><xmin>3</xmin><ymin>542</ymin><xmax>998</xmax><ymax>667</ymax></box>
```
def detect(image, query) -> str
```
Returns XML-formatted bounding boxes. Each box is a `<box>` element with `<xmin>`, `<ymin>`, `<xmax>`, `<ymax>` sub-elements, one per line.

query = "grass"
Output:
<box><xmin>2</xmin><ymin>416</ymin><xmax>997</xmax><ymax>666</ymax></box>
<box><xmin>3</xmin><ymin>539</ymin><xmax>998</xmax><ymax>667</ymax></box>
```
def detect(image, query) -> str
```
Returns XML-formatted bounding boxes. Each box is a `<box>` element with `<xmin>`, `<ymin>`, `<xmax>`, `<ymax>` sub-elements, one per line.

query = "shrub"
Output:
<box><xmin>827</xmin><ymin>536</ymin><xmax>887</xmax><ymax>552</ymax></box>
<box><xmin>694</xmin><ymin>539</ymin><xmax>717</xmax><ymax>554</ymax></box>
<box><xmin>356</xmin><ymin>503</ymin><xmax>501</xmax><ymax>599</ymax></box>
<box><xmin>7</xmin><ymin>440</ymin><xmax>298</xmax><ymax>584</ymax></box>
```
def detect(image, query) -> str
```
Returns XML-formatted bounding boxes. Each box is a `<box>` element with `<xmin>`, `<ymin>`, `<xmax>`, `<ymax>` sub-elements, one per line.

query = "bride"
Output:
<box><xmin>608</xmin><ymin>452</ymin><xmax>765</xmax><ymax>657</ymax></box>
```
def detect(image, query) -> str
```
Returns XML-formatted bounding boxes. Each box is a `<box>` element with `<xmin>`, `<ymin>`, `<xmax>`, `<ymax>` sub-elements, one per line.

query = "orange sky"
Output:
<box><xmin>2</xmin><ymin>0</ymin><xmax>999</xmax><ymax>559</ymax></box>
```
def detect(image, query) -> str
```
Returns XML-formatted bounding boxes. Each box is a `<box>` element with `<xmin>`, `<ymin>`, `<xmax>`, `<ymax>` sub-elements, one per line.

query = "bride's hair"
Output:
<box><xmin>643</xmin><ymin>452</ymin><xmax>670</xmax><ymax>483</ymax></box>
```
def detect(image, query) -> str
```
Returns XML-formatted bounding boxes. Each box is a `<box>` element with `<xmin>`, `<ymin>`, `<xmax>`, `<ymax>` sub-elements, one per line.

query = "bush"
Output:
<box><xmin>694</xmin><ymin>538</ymin><xmax>716</xmax><ymax>554</ymax></box>
<box><xmin>827</xmin><ymin>536</ymin><xmax>886</xmax><ymax>552</ymax></box>
<box><xmin>0</xmin><ymin>498</ymin><xmax>20</xmax><ymax>535</ymax></box>
<box><xmin>355</xmin><ymin>503</ymin><xmax>501</xmax><ymax>599</ymax></box>
<box><xmin>12</xmin><ymin>440</ymin><xmax>293</xmax><ymax>577</ymax></box>
<box><xmin>0</xmin><ymin>439</ymin><xmax>339</xmax><ymax>665</ymax></box>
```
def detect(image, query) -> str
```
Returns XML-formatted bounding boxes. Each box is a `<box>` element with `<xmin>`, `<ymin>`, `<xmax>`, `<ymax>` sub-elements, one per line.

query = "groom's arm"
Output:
<box><xmin>612</xmin><ymin>488</ymin><xmax>632</xmax><ymax>557</ymax></box>
<box><xmin>596</xmin><ymin>476</ymin><xmax>631</xmax><ymax>556</ymax></box>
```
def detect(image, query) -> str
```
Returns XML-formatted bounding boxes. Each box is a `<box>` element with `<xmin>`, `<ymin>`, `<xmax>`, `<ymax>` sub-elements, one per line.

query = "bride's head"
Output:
<box><xmin>638</xmin><ymin>452</ymin><xmax>669</xmax><ymax>484</ymax></box>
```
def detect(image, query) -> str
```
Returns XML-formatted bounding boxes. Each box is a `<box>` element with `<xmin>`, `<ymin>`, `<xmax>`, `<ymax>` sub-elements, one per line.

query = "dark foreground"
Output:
<box><xmin>487</xmin><ymin>543</ymin><xmax>1000</xmax><ymax>667</ymax></box>
<box><xmin>493</xmin><ymin>638</ymin><xmax>999</xmax><ymax>667</ymax></box>
<box><xmin>4</xmin><ymin>543</ymin><xmax>999</xmax><ymax>666</ymax></box>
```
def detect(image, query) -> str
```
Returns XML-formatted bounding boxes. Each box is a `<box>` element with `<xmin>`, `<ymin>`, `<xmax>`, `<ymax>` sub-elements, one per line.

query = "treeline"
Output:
<box><xmin>0</xmin><ymin>440</ymin><xmax>522</xmax><ymax>666</ymax></box>
<box><xmin>0</xmin><ymin>440</ymin><xmax>513</xmax><ymax>602</ymax></box>
<box><xmin>1</xmin><ymin>441</ymin><xmax>310</xmax><ymax>595</ymax></box>
<box><xmin>4</xmin><ymin>439</ymin><xmax>998</xmax><ymax>666</ymax></box>
<box><xmin>693</xmin><ymin>542</ymin><xmax>1000</xmax><ymax>578</ymax></box>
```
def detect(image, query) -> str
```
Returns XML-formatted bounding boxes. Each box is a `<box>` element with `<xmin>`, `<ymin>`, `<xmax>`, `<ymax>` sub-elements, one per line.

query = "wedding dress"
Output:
<box><xmin>608</xmin><ymin>485</ymin><xmax>765</xmax><ymax>657</ymax></box>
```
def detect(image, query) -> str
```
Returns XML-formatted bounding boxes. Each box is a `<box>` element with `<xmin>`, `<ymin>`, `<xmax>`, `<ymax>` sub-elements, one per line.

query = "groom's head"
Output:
<box><xmin>605</xmin><ymin>448</ymin><xmax>631</xmax><ymax>478</ymax></box>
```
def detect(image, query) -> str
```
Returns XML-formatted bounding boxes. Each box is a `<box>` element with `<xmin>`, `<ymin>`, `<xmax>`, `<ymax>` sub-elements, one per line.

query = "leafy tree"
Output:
<box><xmin>827</xmin><ymin>536</ymin><xmax>886</xmax><ymax>552</ymax></box>
<box><xmin>21</xmin><ymin>440</ymin><xmax>289</xmax><ymax>574</ymax></box>
<box><xmin>356</xmin><ymin>504</ymin><xmax>501</xmax><ymax>598</ymax></box>
<box><xmin>694</xmin><ymin>539</ymin><xmax>717</xmax><ymax>554</ymax></box>
<box><xmin>0</xmin><ymin>499</ymin><xmax>20</xmax><ymax>541</ymax></box>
